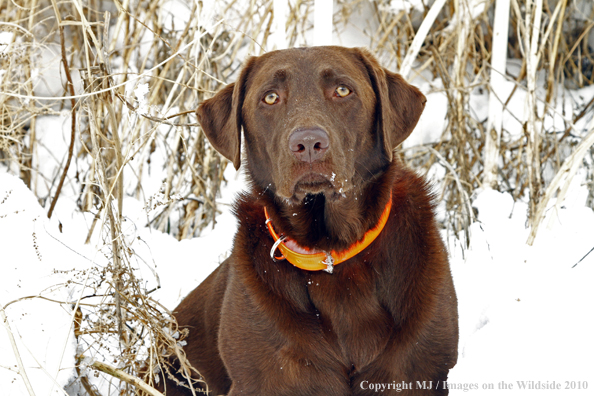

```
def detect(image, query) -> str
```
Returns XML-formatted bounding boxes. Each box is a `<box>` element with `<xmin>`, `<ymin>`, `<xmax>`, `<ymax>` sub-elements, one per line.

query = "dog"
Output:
<box><xmin>159</xmin><ymin>46</ymin><xmax>458</xmax><ymax>395</ymax></box>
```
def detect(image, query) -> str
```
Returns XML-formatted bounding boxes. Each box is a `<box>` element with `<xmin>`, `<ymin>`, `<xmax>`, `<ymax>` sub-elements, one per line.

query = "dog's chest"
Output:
<box><xmin>305</xmin><ymin>267</ymin><xmax>393</xmax><ymax>369</ymax></box>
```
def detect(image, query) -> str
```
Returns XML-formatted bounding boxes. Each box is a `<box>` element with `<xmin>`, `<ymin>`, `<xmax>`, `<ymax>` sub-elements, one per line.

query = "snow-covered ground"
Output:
<box><xmin>448</xmin><ymin>186</ymin><xmax>594</xmax><ymax>394</ymax></box>
<box><xmin>0</xmin><ymin>165</ymin><xmax>245</xmax><ymax>395</ymax></box>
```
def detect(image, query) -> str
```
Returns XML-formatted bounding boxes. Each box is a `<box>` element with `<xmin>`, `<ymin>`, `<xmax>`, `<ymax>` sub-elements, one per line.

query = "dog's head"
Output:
<box><xmin>197</xmin><ymin>46</ymin><xmax>426</xmax><ymax>203</ymax></box>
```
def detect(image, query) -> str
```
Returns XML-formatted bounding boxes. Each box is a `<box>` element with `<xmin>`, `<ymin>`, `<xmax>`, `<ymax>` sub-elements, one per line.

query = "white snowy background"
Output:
<box><xmin>1</xmin><ymin>0</ymin><xmax>594</xmax><ymax>395</ymax></box>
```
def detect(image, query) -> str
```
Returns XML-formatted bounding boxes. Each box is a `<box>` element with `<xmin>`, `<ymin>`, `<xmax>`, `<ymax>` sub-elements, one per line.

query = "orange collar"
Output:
<box><xmin>264</xmin><ymin>195</ymin><xmax>392</xmax><ymax>273</ymax></box>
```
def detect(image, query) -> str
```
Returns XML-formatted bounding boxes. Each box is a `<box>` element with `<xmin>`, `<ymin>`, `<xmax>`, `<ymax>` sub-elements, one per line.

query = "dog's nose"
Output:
<box><xmin>289</xmin><ymin>128</ymin><xmax>330</xmax><ymax>163</ymax></box>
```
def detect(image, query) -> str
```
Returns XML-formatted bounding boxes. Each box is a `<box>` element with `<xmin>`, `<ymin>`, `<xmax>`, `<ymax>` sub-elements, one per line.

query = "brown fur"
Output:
<box><xmin>158</xmin><ymin>46</ymin><xmax>458</xmax><ymax>396</ymax></box>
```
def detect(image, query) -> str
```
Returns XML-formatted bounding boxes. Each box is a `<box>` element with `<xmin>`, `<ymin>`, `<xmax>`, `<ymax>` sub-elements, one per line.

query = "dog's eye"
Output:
<box><xmin>335</xmin><ymin>85</ymin><xmax>351</xmax><ymax>98</ymax></box>
<box><xmin>263</xmin><ymin>92</ymin><xmax>279</xmax><ymax>105</ymax></box>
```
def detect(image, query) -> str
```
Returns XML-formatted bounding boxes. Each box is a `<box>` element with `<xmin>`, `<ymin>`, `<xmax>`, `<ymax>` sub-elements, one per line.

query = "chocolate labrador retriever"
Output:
<box><xmin>159</xmin><ymin>46</ymin><xmax>458</xmax><ymax>395</ymax></box>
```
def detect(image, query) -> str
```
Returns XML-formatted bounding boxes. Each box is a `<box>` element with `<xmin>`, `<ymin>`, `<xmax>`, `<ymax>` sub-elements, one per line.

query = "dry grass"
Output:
<box><xmin>367</xmin><ymin>0</ymin><xmax>594</xmax><ymax>242</ymax></box>
<box><xmin>1</xmin><ymin>0</ymin><xmax>593</xmax><ymax>394</ymax></box>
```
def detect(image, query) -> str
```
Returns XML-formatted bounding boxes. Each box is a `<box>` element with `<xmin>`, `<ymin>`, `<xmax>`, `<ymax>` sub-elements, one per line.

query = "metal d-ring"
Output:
<box><xmin>270</xmin><ymin>235</ymin><xmax>287</xmax><ymax>262</ymax></box>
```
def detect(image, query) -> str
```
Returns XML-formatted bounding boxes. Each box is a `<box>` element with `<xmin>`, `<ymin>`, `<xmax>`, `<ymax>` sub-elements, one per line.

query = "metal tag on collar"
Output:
<box><xmin>322</xmin><ymin>252</ymin><xmax>334</xmax><ymax>274</ymax></box>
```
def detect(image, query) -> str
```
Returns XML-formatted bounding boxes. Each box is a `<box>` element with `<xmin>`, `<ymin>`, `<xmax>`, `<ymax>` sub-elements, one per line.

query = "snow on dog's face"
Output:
<box><xmin>197</xmin><ymin>46</ymin><xmax>426</xmax><ymax>203</ymax></box>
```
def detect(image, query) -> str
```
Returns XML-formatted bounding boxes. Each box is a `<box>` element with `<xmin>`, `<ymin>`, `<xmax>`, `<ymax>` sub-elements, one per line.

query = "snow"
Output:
<box><xmin>405</xmin><ymin>78</ymin><xmax>449</xmax><ymax>148</ymax></box>
<box><xmin>1</xmin><ymin>173</ymin><xmax>82</xmax><ymax>396</ymax></box>
<box><xmin>133</xmin><ymin>83</ymin><xmax>150</xmax><ymax>115</ymax></box>
<box><xmin>0</xmin><ymin>164</ymin><xmax>244</xmax><ymax>394</ymax></box>
<box><xmin>448</xmin><ymin>188</ymin><xmax>594</xmax><ymax>394</ymax></box>
<box><xmin>379</xmin><ymin>0</ymin><xmax>425</xmax><ymax>14</ymax></box>
<box><xmin>29</xmin><ymin>114</ymin><xmax>74</xmax><ymax>198</ymax></box>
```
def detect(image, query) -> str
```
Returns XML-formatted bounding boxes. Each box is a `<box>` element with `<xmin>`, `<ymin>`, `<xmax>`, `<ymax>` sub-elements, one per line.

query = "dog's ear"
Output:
<box><xmin>196</xmin><ymin>58</ymin><xmax>256</xmax><ymax>170</ymax></box>
<box><xmin>354</xmin><ymin>48</ymin><xmax>426</xmax><ymax>161</ymax></box>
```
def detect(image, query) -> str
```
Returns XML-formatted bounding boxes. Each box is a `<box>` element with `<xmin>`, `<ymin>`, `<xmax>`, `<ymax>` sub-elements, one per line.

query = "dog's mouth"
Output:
<box><xmin>289</xmin><ymin>171</ymin><xmax>350</xmax><ymax>203</ymax></box>
<box><xmin>273</xmin><ymin>159</ymin><xmax>354</xmax><ymax>203</ymax></box>
<box><xmin>294</xmin><ymin>172</ymin><xmax>333</xmax><ymax>193</ymax></box>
